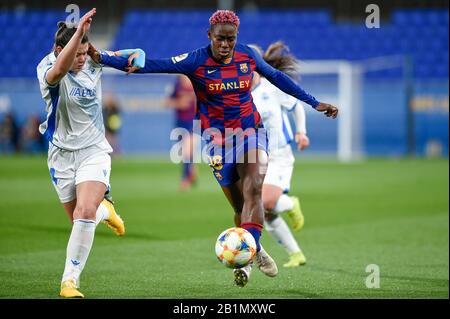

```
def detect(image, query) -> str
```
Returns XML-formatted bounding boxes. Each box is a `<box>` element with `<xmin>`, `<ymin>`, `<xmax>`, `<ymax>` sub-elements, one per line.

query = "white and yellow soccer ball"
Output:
<box><xmin>215</xmin><ymin>227</ymin><xmax>257</xmax><ymax>269</ymax></box>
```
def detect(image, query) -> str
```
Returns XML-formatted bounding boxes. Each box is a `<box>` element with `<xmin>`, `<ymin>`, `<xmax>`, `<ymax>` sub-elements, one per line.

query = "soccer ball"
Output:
<box><xmin>215</xmin><ymin>227</ymin><xmax>257</xmax><ymax>269</ymax></box>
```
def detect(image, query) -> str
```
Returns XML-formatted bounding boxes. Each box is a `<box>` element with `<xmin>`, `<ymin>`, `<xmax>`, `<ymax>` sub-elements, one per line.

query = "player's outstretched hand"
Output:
<box><xmin>316</xmin><ymin>103</ymin><xmax>338</xmax><ymax>119</ymax></box>
<box><xmin>125</xmin><ymin>66</ymin><xmax>139</xmax><ymax>75</ymax></box>
<box><xmin>77</xmin><ymin>8</ymin><xmax>96</xmax><ymax>35</ymax></box>
<box><xmin>125</xmin><ymin>52</ymin><xmax>142</xmax><ymax>75</ymax></box>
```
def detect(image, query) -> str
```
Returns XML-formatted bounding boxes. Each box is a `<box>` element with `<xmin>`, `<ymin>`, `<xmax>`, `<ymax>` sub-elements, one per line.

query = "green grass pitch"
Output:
<box><xmin>0</xmin><ymin>156</ymin><xmax>448</xmax><ymax>299</ymax></box>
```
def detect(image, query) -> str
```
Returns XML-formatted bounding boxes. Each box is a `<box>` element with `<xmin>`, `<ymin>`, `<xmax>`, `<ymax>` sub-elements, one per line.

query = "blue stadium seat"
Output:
<box><xmin>123</xmin><ymin>12</ymin><xmax>141</xmax><ymax>28</ymax></box>
<box><xmin>0</xmin><ymin>9</ymin><xmax>447</xmax><ymax>78</ymax></box>
<box><xmin>392</xmin><ymin>11</ymin><xmax>410</xmax><ymax>25</ymax></box>
<box><xmin>0</xmin><ymin>12</ymin><xmax>8</xmax><ymax>26</ymax></box>
<box><xmin>443</xmin><ymin>11</ymin><xmax>449</xmax><ymax>24</ymax></box>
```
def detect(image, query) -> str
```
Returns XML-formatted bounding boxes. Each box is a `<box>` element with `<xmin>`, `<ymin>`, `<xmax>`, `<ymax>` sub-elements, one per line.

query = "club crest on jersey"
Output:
<box><xmin>208</xmin><ymin>155</ymin><xmax>223</xmax><ymax>170</ymax></box>
<box><xmin>172</xmin><ymin>53</ymin><xmax>188</xmax><ymax>64</ymax></box>
<box><xmin>240</xmin><ymin>63</ymin><xmax>249</xmax><ymax>73</ymax></box>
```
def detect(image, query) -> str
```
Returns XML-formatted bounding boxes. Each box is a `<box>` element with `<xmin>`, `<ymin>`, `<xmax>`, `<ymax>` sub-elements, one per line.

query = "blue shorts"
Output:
<box><xmin>207</xmin><ymin>128</ymin><xmax>268</xmax><ymax>187</ymax></box>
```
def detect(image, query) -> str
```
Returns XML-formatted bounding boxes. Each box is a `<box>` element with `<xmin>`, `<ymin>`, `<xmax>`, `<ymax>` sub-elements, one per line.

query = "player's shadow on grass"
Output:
<box><xmin>20</xmin><ymin>224</ymin><xmax>162</xmax><ymax>241</ymax></box>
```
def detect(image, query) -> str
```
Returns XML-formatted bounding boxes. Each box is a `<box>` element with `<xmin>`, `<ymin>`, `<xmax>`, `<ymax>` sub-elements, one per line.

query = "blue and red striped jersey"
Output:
<box><xmin>170</xmin><ymin>75</ymin><xmax>196</xmax><ymax>123</ymax></box>
<box><xmin>101</xmin><ymin>43</ymin><xmax>319</xmax><ymax>133</ymax></box>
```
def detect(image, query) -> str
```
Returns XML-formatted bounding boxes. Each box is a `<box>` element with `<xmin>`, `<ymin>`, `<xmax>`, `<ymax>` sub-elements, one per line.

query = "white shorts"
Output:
<box><xmin>263</xmin><ymin>144</ymin><xmax>295</xmax><ymax>193</ymax></box>
<box><xmin>47</xmin><ymin>142</ymin><xmax>112</xmax><ymax>203</ymax></box>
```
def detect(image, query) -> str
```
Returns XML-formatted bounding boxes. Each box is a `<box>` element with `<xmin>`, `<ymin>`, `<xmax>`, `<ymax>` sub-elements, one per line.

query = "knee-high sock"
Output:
<box><xmin>61</xmin><ymin>219</ymin><xmax>96</xmax><ymax>286</ymax></box>
<box><xmin>265</xmin><ymin>217</ymin><xmax>301</xmax><ymax>254</ymax></box>
<box><xmin>273</xmin><ymin>194</ymin><xmax>294</xmax><ymax>214</ymax></box>
<box><xmin>241</xmin><ymin>222</ymin><xmax>263</xmax><ymax>252</ymax></box>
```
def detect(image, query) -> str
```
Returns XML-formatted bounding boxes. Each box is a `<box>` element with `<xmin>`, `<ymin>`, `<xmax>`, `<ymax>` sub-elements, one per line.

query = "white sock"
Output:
<box><xmin>61</xmin><ymin>219</ymin><xmax>96</xmax><ymax>286</ymax></box>
<box><xmin>273</xmin><ymin>194</ymin><xmax>294</xmax><ymax>214</ymax></box>
<box><xmin>265</xmin><ymin>217</ymin><xmax>301</xmax><ymax>255</ymax></box>
<box><xmin>95</xmin><ymin>202</ymin><xmax>110</xmax><ymax>226</ymax></box>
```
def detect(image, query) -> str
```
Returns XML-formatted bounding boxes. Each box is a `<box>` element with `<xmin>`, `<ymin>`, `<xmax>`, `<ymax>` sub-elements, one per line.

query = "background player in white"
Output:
<box><xmin>36</xmin><ymin>8</ymin><xmax>141</xmax><ymax>298</ymax></box>
<box><xmin>251</xmin><ymin>42</ymin><xmax>309</xmax><ymax>269</ymax></box>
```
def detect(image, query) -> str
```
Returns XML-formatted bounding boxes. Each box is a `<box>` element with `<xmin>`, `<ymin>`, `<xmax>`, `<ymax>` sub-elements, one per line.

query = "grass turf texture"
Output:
<box><xmin>0</xmin><ymin>156</ymin><xmax>448</xmax><ymax>299</ymax></box>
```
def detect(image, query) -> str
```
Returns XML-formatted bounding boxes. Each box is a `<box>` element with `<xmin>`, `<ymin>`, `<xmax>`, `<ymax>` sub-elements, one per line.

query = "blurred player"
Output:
<box><xmin>36</xmin><ymin>8</ymin><xmax>143</xmax><ymax>298</ymax></box>
<box><xmin>0</xmin><ymin>112</ymin><xmax>19</xmax><ymax>153</ymax></box>
<box><xmin>91</xmin><ymin>9</ymin><xmax>338</xmax><ymax>287</ymax></box>
<box><xmin>165</xmin><ymin>74</ymin><xmax>198</xmax><ymax>191</ymax></box>
<box><xmin>250</xmin><ymin>42</ymin><xmax>309</xmax><ymax>271</ymax></box>
<box><xmin>102</xmin><ymin>93</ymin><xmax>122</xmax><ymax>154</ymax></box>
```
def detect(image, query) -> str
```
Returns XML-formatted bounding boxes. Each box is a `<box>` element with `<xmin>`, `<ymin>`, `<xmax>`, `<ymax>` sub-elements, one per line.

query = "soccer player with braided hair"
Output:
<box><xmin>91</xmin><ymin>9</ymin><xmax>338</xmax><ymax>287</ymax></box>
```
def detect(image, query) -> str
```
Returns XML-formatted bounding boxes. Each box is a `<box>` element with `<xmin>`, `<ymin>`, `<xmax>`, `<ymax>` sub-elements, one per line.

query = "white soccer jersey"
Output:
<box><xmin>253</xmin><ymin>77</ymin><xmax>301</xmax><ymax>153</ymax></box>
<box><xmin>37</xmin><ymin>52</ymin><xmax>111</xmax><ymax>151</ymax></box>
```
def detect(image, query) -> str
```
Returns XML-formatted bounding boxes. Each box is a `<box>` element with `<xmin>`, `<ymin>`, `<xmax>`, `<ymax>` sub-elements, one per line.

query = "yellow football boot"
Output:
<box><xmin>60</xmin><ymin>279</ymin><xmax>84</xmax><ymax>298</ymax></box>
<box><xmin>283</xmin><ymin>251</ymin><xmax>307</xmax><ymax>268</ymax></box>
<box><xmin>101</xmin><ymin>198</ymin><xmax>125</xmax><ymax>236</ymax></box>
<box><xmin>287</xmin><ymin>196</ymin><xmax>304</xmax><ymax>232</ymax></box>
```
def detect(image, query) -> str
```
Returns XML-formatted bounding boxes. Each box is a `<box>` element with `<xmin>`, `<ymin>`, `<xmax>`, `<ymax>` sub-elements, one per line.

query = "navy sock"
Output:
<box><xmin>241</xmin><ymin>222</ymin><xmax>263</xmax><ymax>252</ymax></box>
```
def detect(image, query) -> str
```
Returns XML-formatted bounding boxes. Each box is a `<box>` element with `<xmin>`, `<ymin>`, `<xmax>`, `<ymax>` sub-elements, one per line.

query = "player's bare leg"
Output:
<box><xmin>221</xmin><ymin>182</ymin><xmax>244</xmax><ymax>224</ymax></box>
<box><xmin>62</xmin><ymin>192</ymin><xmax>125</xmax><ymax>235</ymax></box>
<box><xmin>237</xmin><ymin>149</ymin><xmax>278</xmax><ymax>279</ymax></box>
<box><xmin>63</xmin><ymin>199</ymin><xmax>77</xmax><ymax>223</ymax></box>
<box><xmin>220</xmin><ymin>183</ymin><xmax>251</xmax><ymax>286</ymax></box>
<box><xmin>219</xmin><ymin>149</ymin><xmax>278</xmax><ymax>286</ymax></box>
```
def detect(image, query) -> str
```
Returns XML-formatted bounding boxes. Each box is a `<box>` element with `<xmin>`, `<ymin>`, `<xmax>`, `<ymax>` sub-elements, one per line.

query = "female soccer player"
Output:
<box><xmin>165</xmin><ymin>74</ymin><xmax>198</xmax><ymax>191</ymax></box>
<box><xmin>250</xmin><ymin>42</ymin><xmax>310</xmax><ymax>272</ymax></box>
<box><xmin>91</xmin><ymin>9</ymin><xmax>338</xmax><ymax>287</ymax></box>
<box><xmin>36</xmin><ymin>8</ymin><xmax>142</xmax><ymax>297</ymax></box>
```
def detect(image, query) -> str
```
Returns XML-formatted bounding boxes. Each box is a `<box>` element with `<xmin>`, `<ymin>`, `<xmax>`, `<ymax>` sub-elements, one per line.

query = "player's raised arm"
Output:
<box><xmin>252</xmin><ymin>47</ymin><xmax>338</xmax><ymax>119</ymax></box>
<box><xmin>46</xmin><ymin>8</ymin><xmax>96</xmax><ymax>86</ymax></box>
